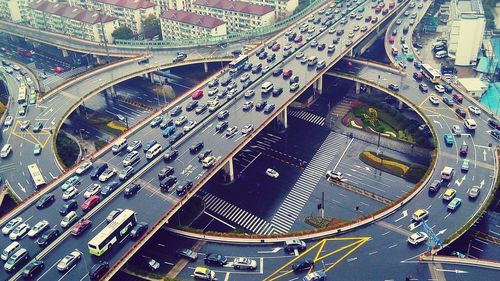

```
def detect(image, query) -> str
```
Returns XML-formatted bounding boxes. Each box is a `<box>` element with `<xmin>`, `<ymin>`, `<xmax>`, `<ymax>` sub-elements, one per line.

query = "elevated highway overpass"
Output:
<box><xmin>0</xmin><ymin>0</ymin><xmax>497</xmax><ymax>280</ymax></box>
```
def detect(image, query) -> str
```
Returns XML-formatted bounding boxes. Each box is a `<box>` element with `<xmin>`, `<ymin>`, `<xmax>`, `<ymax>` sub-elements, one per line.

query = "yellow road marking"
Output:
<box><xmin>11</xmin><ymin>121</ymin><xmax>52</xmax><ymax>148</ymax></box>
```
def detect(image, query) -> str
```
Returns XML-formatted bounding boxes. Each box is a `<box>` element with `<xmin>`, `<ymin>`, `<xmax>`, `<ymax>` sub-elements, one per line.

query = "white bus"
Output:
<box><xmin>421</xmin><ymin>64</ymin><xmax>441</xmax><ymax>83</ymax></box>
<box><xmin>18</xmin><ymin>85</ymin><xmax>27</xmax><ymax>104</ymax></box>
<box><xmin>88</xmin><ymin>209</ymin><xmax>137</xmax><ymax>256</ymax></box>
<box><xmin>27</xmin><ymin>164</ymin><xmax>45</xmax><ymax>189</ymax></box>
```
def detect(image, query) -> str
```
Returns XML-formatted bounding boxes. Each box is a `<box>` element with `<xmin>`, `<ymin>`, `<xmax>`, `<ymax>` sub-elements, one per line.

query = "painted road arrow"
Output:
<box><xmin>394</xmin><ymin>210</ymin><xmax>409</xmax><ymax>222</ymax></box>
<box><xmin>480</xmin><ymin>179</ymin><xmax>485</xmax><ymax>188</ymax></box>
<box><xmin>257</xmin><ymin>247</ymin><xmax>281</xmax><ymax>254</ymax></box>
<box><xmin>436</xmin><ymin>269</ymin><xmax>468</xmax><ymax>274</ymax></box>
<box><xmin>436</xmin><ymin>229</ymin><xmax>447</xmax><ymax>236</ymax></box>
<box><xmin>455</xmin><ymin>175</ymin><xmax>466</xmax><ymax>187</ymax></box>
<box><xmin>483</xmin><ymin>149</ymin><xmax>487</xmax><ymax>161</ymax></box>
<box><xmin>433</xmin><ymin>120</ymin><xmax>442</xmax><ymax>129</ymax></box>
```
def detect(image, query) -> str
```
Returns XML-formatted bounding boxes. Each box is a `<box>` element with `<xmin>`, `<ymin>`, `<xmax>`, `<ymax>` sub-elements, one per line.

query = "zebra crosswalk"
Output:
<box><xmin>288</xmin><ymin>110</ymin><xmax>325</xmax><ymax>126</ymax></box>
<box><xmin>269</xmin><ymin>132</ymin><xmax>347</xmax><ymax>234</ymax></box>
<box><xmin>201</xmin><ymin>193</ymin><xmax>274</xmax><ymax>235</ymax></box>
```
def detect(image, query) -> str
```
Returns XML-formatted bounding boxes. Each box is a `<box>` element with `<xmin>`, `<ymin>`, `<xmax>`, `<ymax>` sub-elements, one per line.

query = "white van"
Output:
<box><xmin>441</xmin><ymin>166</ymin><xmax>455</xmax><ymax>181</ymax></box>
<box><xmin>308</xmin><ymin>56</ymin><xmax>318</xmax><ymax>66</ymax></box>
<box><xmin>464</xmin><ymin>119</ymin><xmax>477</xmax><ymax>130</ymax></box>
<box><xmin>112</xmin><ymin>138</ymin><xmax>127</xmax><ymax>154</ymax></box>
<box><xmin>0</xmin><ymin>144</ymin><xmax>12</xmax><ymax>158</ymax></box>
<box><xmin>261</xmin><ymin>81</ymin><xmax>274</xmax><ymax>94</ymax></box>
<box><xmin>146</xmin><ymin>143</ymin><xmax>162</xmax><ymax>160</ymax></box>
<box><xmin>1</xmin><ymin>242</ymin><xmax>20</xmax><ymax>261</ymax></box>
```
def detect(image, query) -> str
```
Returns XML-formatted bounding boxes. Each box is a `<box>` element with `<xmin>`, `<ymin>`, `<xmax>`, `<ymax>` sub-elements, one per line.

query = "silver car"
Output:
<box><xmin>233</xmin><ymin>257</ymin><xmax>257</xmax><ymax>270</ymax></box>
<box><xmin>57</xmin><ymin>250</ymin><xmax>81</xmax><ymax>271</ymax></box>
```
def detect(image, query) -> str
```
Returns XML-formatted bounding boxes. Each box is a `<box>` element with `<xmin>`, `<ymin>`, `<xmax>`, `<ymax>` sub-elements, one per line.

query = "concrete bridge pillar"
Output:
<box><xmin>149</xmin><ymin>72</ymin><xmax>155</xmax><ymax>84</ymax></box>
<box><xmin>277</xmin><ymin>107</ymin><xmax>288</xmax><ymax>129</ymax></box>
<box><xmin>398</xmin><ymin>100</ymin><xmax>404</xmax><ymax>110</ymax></box>
<box><xmin>221</xmin><ymin>157</ymin><xmax>234</xmax><ymax>183</ymax></box>
<box><xmin>366</xmin><ymin>86</ymin><xmax>372</xmax><ymax>94</ymax></box>
<box><xmin>61</xmin><ymin>49</ymin><xmax>69</xmax><ymax>58</ymax></box>
<box><xmin>94</xmin><ymin>55</ymin><xmax>101</xmax><ymax>65</ymax></box>
<box><xmin>107</xmin><ymin>85</ymin><xmax>116</xmax><ymax>96</ymax></box>
<box><xmin>204</xmin><ymin>62</ymin><xmax>209</xmax><ymax>73</ymax></box>
<box><xmin>313</xmin><ymin>75</ymin><xmax>323</xmax><ymax>95</ymax></box>
<box><xmin>355</xmin><ymin>82</ymin><xmax>361</xmax><ymax>94</ymax></box>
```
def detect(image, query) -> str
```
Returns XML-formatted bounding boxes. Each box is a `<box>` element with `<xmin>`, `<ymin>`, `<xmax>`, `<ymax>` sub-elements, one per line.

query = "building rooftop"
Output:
<box><xmin>95</xmin><ymin>0</ymin><xmax>157</xmax><ymax>10</ymax></box>
<box><xmin>29</xmin><ymin>0</ymin><xmax>115</xmax><ymax>24</ymax></box>
<box><xmin>452</xmin><ymin>0</ymin><xmax>484</xmax><ymax>19</ymax></box>
<box><xmin>458</xmin><ymin>77</ymin><xmax>488</xmax><ymax>91</ymax></box>
<box><xmin>161</xmin><ymin>10</ymin><xmax>225</xmax><ymax>29</ymax></box>
<box><xmin>193</xmin><ymin>0</ymin><xmax>274</xmax><ymax>16</ymax></box>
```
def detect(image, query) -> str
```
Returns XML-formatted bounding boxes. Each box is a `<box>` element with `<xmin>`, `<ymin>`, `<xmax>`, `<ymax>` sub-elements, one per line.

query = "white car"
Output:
<box><xmin>174</xmin><ymin>115</ymin><xmax>187</xmax><ymax>126</ymax></box>
<box><xmin>241</xmin><ymin>124</ymin><xmax>254</xmax><ymax>135</ymax></box>
<box><xmin>4</xmin><ymin>116</ymin><xmax>13</xmax><ymax>127</ymax></box>
<box><xmin>57</xmin><ymin>250</ymin><xmax>82</xmax><ymax>271</ymax></box>
<box><xmin>99</xmin><ymin>168</ymin><xmax>116</xmax><ymax>182</ymax></box>
<box><xmin>75</xmin><ymin>161</ymin><xmax>92</xmax><ymax>175</ymax></box>
<box><xmin>407</xmin><ymin>232</ymin><xmax>428</xmax><ymax>245</ymax></box>
<box><xmin>84</xmin><ymin>184</ymin><xmax>101</xmax><ymax>198</ymax></box>
<box><xmin>127</xmin><ymin>140</ymin><xmax>142</xmax><ymax>152</ymax></box>
<box><xmin>20</xmin><ymin>120</ymin><xmax>30</xmax><ymax>130</ymax></box>
<box><xmin>296</xmin><ymin>52</ymin><xmax>304</xmax><ymax>59</ymax></box>
<box><xmin>28</xmin><ymin>220</ymin><xmax>49</xmax><ymax>238</ymax></box>
<box><xmin>183</xmin><ymin>120</ymin><xmax>197</xmax><ymax>132</ymax></box>
<box><xmin>1</xmin><ymin>217</ymin><xmax>23</xmax><ymax>235</ymax></box>
<box><xmin>15</xmin><ymin>74</ymin><xmax>22</xmax><ymax>81</ymax></box>
<box><xmin>266</xmin><ymin>168</ymin><xmax>279</xmax><ymax>178</ymax></box>
<box><xmin>468</xmin><ymin>106</ymin><xmax>481</xmax><ymax>115</ymax></box>
<box><xmin>428</xmin><ymin>95</ymin><xmax>439</xmax><ymax>105</ymax></box>
<box><xmin>434</xmin><ymin>85</ymin><xmax>445</xmax><ymax>93</ymax></box>
<box><xmin>60</xmin><ymin>211</ymin><xmax>79</xmax><ymax>228</ymax></box>
<box><xmin>9</xmin><ymin>223</ymin><xmax>30</xmax><ymax>240</ymax></box>
<box><xmin>233</xmin><ymin>257</ymin><xmax>257</xmax><ymax>270</ymax></box>
<box><xmin>452</xmin><ymin>125</ymin><xmax>461</xmax><ymax>135</ymax></box>
<box><xmin>62</xmin><ymin>186</ymin><xmax>78</xmax><ymax>200</ymax></box>
<box><xmin>326</xmin><ymin>170</ymin><xmax>343</xmax><ymax>181</ymax></box>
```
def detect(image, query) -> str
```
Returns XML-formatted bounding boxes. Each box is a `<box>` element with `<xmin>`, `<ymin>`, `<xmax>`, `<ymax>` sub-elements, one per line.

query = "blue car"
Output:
<box><xmin>444</xmin><ymin>134</ymin><xmax>454</xmax><ymax>146</ymax></box>
<box><xmin>162</xmin><ymin>125</ymin><xmax>176</xmax><ymax>138</ymax></box>
<box><xmin>143</xmin><ymin>140</ymin><xmax>158</xmax><ymax>152</ymax></box>
<box><xmin>442</xmin><ymin>96</ymin><xmax>454</xmax><ymax>106</ymax></box>
<box><xmin>101</xmin><ymin>181</ymin><xmax>119</xmax><ymax>197</ymax></box>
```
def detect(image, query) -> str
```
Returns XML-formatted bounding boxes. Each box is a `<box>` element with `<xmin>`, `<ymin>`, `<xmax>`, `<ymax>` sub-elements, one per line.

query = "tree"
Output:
<box><xmin>363</xmin><ymin>108</ymin><xmax>378</xmax><ymax>127</ymax></box>
<box><xmin>143</xmin><ymin>14</ymin><xmax>161</xmax><ymax>40</ymax></box>
<box><xmin>112</xmin><ymin>25</ymin><xmax>133</xmax><ymax>40</ymax></box>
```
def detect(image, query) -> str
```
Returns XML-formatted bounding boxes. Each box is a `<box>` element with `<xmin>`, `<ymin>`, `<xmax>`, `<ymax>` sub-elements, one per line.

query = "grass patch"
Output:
<box><xmin>171</xmin><ymin>196</ymin><xmax>205</xmax><ymax>227</ymax></box>
<box><xmin>360</xmin><ymin>151</ymin><xmax>427</xmax><ymax>183</ymax></box>
<box><xmin>56</xmin><ymin>133</ymin><xmax>79</xmax><ymax>169</ymax></box>
<box><xmin>305</xmin><ymin>216</ymin><xmax>346</xmax><ymax>228</ymax></box>
<box><xmin>94</xmin><ymin>140</ymin><xmax>108</xmax><ymax>150</ymax></box>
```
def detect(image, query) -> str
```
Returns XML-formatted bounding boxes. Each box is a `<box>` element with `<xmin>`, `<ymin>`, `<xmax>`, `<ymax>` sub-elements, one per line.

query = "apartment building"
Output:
<box><xmin>192</xmin><ymin>0</ymin><xmax>274</xmax><ymax>33</ymax></box>
<box><xmin>152</xmin><ymin>0</ymin><xmax>191</xmax><ymax>13</ymax></box>
<box><xmin>160</xmin><ymin>9</ymin><xmax>226</xmax><ymax>40</ymax></box>
<box><xmin>0</xmin><ymin>1</ymin><xmax>23</xmax><ymax>22</ymax></box>
<box><xmin>239</xmin><ymin>0</ymin><xmax>298</xmax><ymax>18</ymax></box>
<box><xmin>27</xmin><ymin>0</ymin><xmax>116</xmax><ymax>43</ymax></box>
<box><xmin>70</xmin><ymin>0</ymin><xmax>159</xmax><ymax>34</ymax></box>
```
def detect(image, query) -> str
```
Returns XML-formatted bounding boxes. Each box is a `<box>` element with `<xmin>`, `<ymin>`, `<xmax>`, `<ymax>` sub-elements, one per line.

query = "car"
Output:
<box><xmin>192</xmin><ymin>89</ymin><xmax>203</xmax><ymax>100</ymax></box>
<box><xmin>461</xmin><ymin>159</ymin><xmax>470</xmax><ymax>172</ymax></box>
<box><xmin>198</xmin><ymin>149</ymin><xmax>212</xmax><ymax>162</ymax></box>
<box><xmin>99</xmin><ymin>168</ymin><xmax>116</xmax><ymax>182</ymax></box>
<box><xmin>444</xmin><ymin>134</ymin><xmax>454</xmax><ymax>146</ymax></box>
<box><xmin>20</xmin><ymin>120</ymin><xmax>30</xmax><ymax>130</ymax></box>
<box><xmin>100</xmin><ymin>181</ymin><xmax>119</xmax><ymax>197</ymax></box>
<box><xmin>174</xmin><ymin>115</ymin><xmax>188</xmax><ymax>126</ymax></box>
<box><xmin>84</xmin><ymin>184</ymin><xmax>101</xmax><ymax>199</ymax></box>
<box><xmin>215</xmin><ymin>121</ymin><xmax>228</xmax><ymax>133</ymax></box>
<box><xmin>468</xmin><ymin>106</ymin><xmax>481</xmax><ymax>115</ymax></box>
<box><xmin>272</xmin><ymin>68</ymin><xmax>283</xmax><ymax>77</ymax></box>
<box><xmin>443</xmin><ymin>97</ymin><xmax>454</xmax><ymax>106</ymax></box>
<box><xmin>468</xmin><ymin>186</ymin><xmax>480</xmax><ymax>199</ymax></box>
<box><xmin>435</xmin><ymin>85</ymin><xmax>445</xmax><ymax>93</ymax></box>
<box><xmin>244</xmin><ymin>90</ymin><xmax>255</xmax><ymax>99</ymax></box>
<box><xmin>57</xmin><ymin>250</ymin><xmax>81</xmax><ymax>271</ymax></box>
<box><xmin>62</xmin><ymin>185</ymin><xmax>78</xmax><ymax>200</ymax></box>
<box><xmin>106</xmin><ymin>208</ymin><xmax>124</xmax><ymax>223</ymax></box>
<box><xmin>193</xmin><ymin>266</ymin><xmax>216</xmax><ymax>280</ymax></box>
<box><xmin>148</xmin><ymin>258</ymin><xmax>160</xmax><ymax>270</ymax></box>
<box><xmin>447</xmin><ymin>198</ymin><xmax>462</xmax><ymax>211</ymax></box>
<box><xmin>33</xmin><ymin>122</ymin><xmax>43</xmax><ymax>132</ymax></box>
<box><xmin>264</xmin><ymin>104</ymin><xmax>275</xmax><ymax>113</ymax></box>
<box><xmin>204</xmin><ymin>253</ymin><xmax>227</xmax><ymax>266</ymax></box>
<box><xmin>70</xmin><ymin>219</ymin><xmax>92</xmax><ymax>236</ymax></box>
<box><xmin>217</xmin><ymin>110</ymin><xmax>229</xmax><ymax>120</ymax></box>
<box><xmin>226</xmin><ymin>126</ymin><xmax>238</xmax><ymax>137</ymax></box>
<box><xmin>452</xmin><ymin>125</ymin><xmax>461</xmax><ymax>135</ymax></box>
<box><xmin>443</xmin><ymin>188</ymin><xmax>457</xmax><ymax>201</ymax></box>
<box><xmin>429</xmin><ymin>95</ymin><xmax>439</xmax><ymax>105</ymax></box>
<box><xmin>233</xmin><ymin>257</ymin><xmax>257</xmax><ymax>270</ymax></box>
<box><xmin>242</xmin><ymin>124</ymin><xmax>254</xmax><ymax>135</ymax></box>
<box><xmin>455</xmin><ymin>108</ymin><xmax>466</xmax><ymax>118</ymax></box>
<box><xmin>9</xmin><ymin>223</ymin><xmax>30</xmax><ymax>240</ymax></box>
<box><xmin>4</xmin><ymin>116</ymin><xmax>13</xmax><ymax>127</ymax></box>
<box><xmin>22</xmin><ymin>260</ymin><xmax>45</xmax><ymax>278</ymax></box>
<box><xmin>183</xmin><ymin>120</ymin><xmax>197</xmax><ymax>132</ymax></box>
<box><xmin>388</xmin><ymin>84</ymin><xmax>399</xmax><ymax>91</ymax></box>
<box><xmin>170</xmin><ymin>106</ymin><xmax>182</xmax><ymax>117</ymax></box>
<box><xmin>36</xmin><ymin>193</ymin><xmax>55</xmax><ymax>209</ymax></box>
<box><xmin>59</xmin><ymin>199</ymin><xmax>77</xmax><ymax>215</ymax></box>
<box><xmin>130</xmin><ymin>222</ymin><xmax>148</xmax><ymax>239</ymax></box>
<box><xmin>488</xmin><ymin>119</ymin><xmax>500</xmax><ymax>130</ymax></box>
<box><xmin>459</xmin><ymin>144</ymin><xmax>468</xmax><ymax>156</ymax></box>
<box><xmin>163</xmin><ymin>148</ymin><xmax>178</xmax><ymax>162</ymax></box>
<box><xmin>158</xmin><ymin>166</ymin><xmax>175</xmax><ymax>181</ymax></box>
<box><xmin>407</xmin><ymin>232</ymin><xmax>428</xmax><ymax>245</ymax></box>
<box><xmin>35</xmin><ymin>228</ymin><xmax>60</xmax><ymax>247</ymax></box>
<box><xmin>419</xmin><ymin>83</ymin><xmax>428</xmax><ymax>92</ymax></box>
<box><xmin>195</xmin><ymin>103</ymin><xmax>208</xmax><ymax>114</ymax></box>
<box><xmin>186</xmin><ymin>101</ymin><xmax>198</xmax><ymax>111</ymax></box>
<box><xmin>160</xmin><ymin>118</ymin><xmax>174</xmax><ymax>129</ymax></box>
<box><xmin>89</xmin><ymin>261</ymin><xmax>109</xmax><ymax>280</ymax></box>
<box><xmin>303</xmin><ymin>270</ymin><xmax>327</xmax><ymax>281</ymax></box>
<box><xmin>176</xmin><ymin>248</ymin><xmax>198</xmax><ymax>261</ymax></box>
<box><xmin>61</xmin><ymin>176</ymin><xmax>80</xmax><ymax>191</ymax></box>
<box><xmin>119</xmin><ymin>166</ymin><xmax>135</xmax><ymax>180</ymax></box>
<box><xmin>292</xmin><ymin>258</ymin><xmax>314</xmax><ymax>272</ymax></box>
<box><xmin>150</xmin><ymin>116</ymin><xmax>163</xmax><ymax>127</ymax></box>
<box><xmin>202</xmin><ymin>156</ymin><xmax>217</xmax><ymax>168</ymax></box>
<box><xmin>284</xmin><ymin>239</ymin><xmax>306</xmax><ymax>252</ymax></box>
<box><xmin>175</xmin><ymin>180</ymin><xmax>193</xmax><ymax>196</ymax></box>
<box><xmin>28</xmin><ymin>220</ymin><xmax>49</xmax><ymax>238</ymax></box>
<box><xmin>75</xmin><ymin>161</ymin><xmax>93</xmax><ymax>175</ymax></box>
<box><xmin>124</xmin><ymin>183</ymin><xmax>141</xmax><ymax>197</ymax></box>
<box><xmin>169</xmin><ymin>132</ymin><xmax>184</xmax><ymax>144</ymax></box>
<box><xmin>60</xmin><ymin>211</ymin><xmax>79</xmax><ymax>228</ymax></box>
<box><xmin>428</xmin><ymin>179</ymin><xmax>442</xmax><ymax>192</ymax></box>
<box><xmin>326</xmin><ymin>170</ymin><xmax>343</xmax><ymax>181</ymax></box>
<box><xmin>412</xmin><ymin>209</ymin><xmax>429</xmax><ymax>222</ymax></box>
<box><xmin>266</xmin><ymin>168</ymin><xmax>279</xmax><ymax>178</ymax></box>
<box><xmin>243</xmin><ymin>101</ymin><xmax>254</xmax><ymax>111</ymax></box>
<box><xmin>208</xmin><ymin>78</ymin><xmax>219</xmax><ymax>88</ymax></box>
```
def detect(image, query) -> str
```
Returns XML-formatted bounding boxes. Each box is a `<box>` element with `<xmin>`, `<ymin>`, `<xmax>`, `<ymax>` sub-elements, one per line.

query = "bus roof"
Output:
<box><xmin>27</xmin><ymin>164</ymin><xmax>45</xmax><ymax>187</ymax></box>
<box><xmin>88</xmin><ymin>209</ymin><xmax>135</xmax><ymax>246</ymax></box>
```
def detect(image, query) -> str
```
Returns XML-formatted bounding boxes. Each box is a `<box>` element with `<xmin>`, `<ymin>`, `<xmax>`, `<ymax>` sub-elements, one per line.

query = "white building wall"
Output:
<box><xmin>454</xmin><ymin>16</ymin><xmax>485</xmax><ymax>65</ymax></box>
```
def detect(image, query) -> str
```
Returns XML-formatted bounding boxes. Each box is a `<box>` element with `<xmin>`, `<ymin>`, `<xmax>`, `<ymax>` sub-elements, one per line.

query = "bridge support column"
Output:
<box><xmin>204</xmin><ymin>62</ymin><xmax>209</xmax><ymax>73</ymax></box>
<box><xmin>277</xmin><ymin>107</ymin><xmax>288</xmax><ymax>129</ymax></box>
<box><xmin>313</xmin><ymin>75</ymin><xmax>323</xmax><ymax>95</ymax></box>
<box><xmin>107</xmin><ymin>85</ymin><xmax>116</xmax><ymax>96</ymax></box>
<box><xmin>94</xmin><ymin>55</ymin><xmax>101</xmax><ymax>65</ymax></box>
<box><xmin>61</xmin><ymin>49</ymin><xmax>68</xmax><ymax>58</ymax></box>
<box><xmin>398</xmin><ymin>100</ymin><xmax>404</xmax><ymax>110</ymax></box>
<box><xmin>355</xmin><ymin>82</ymin><xmax>361</xmax><ymax>94</ymax></box>
<box><xmin>221</xmin><ymin>158</ymin><xmax>235</xmax><ymax>183</ymax></box>
<box><xmin>149</xmin><ymin>72</ymin><xmax>154</xmax><ymax>84</ymax></box>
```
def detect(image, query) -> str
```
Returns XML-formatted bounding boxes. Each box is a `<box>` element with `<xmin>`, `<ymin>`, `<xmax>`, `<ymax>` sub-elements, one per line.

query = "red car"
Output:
<box><xmin>294</xmin><ymin>35</ymin><xmax>303</xmax><ymax>43</ymax></box>
<box><xmin>375</xmin><ymin>7</ymin><xmax>381</xmax><ymax>13</ymax></box>
<box><xmin>295</xmin><ymin>44</ymin><xmax>303</xmax><ymax>50</ymax></box>
<box><xmin>389</xmin><ymin>36</ymin><xmax>395</xmax><ymax>43</ymax></box>
<box><xmin>70</xmin><ymin>219</ymin><xmax>92</xmax><ymax>236</ymax></box>
<box><xmin>271</xmin><ymin>44</ymin><xmax>281</xmax><ymax>51</ymax></box>
<box><xmin>192</xmin><ymin>90</ymin><xmax>203</xmax><ymax>100</ymax></box>
<box><xmin>52</xmin><ymin>66</ymin><xmax>64</xmax><ymax>73</ymax></box>
<box><xmin>82</xmin><ymin>195</ymin><xmax>100</xmax><ymax>212</ymax></box>
<box><xmin>283</xmin><ymin>69</ymin><xmax>293</xmax><ymax>78</ymax></box>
